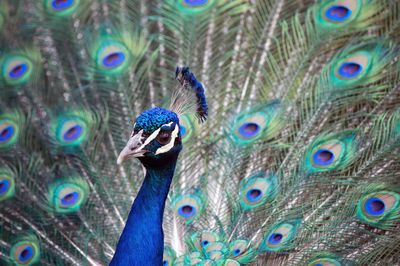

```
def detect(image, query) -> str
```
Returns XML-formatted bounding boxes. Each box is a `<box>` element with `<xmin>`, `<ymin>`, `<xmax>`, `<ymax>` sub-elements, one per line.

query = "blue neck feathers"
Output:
<box><xmin>110</xmin><ymin>162</ymin><xmax>177</xmax><ymax>266</ymax></box>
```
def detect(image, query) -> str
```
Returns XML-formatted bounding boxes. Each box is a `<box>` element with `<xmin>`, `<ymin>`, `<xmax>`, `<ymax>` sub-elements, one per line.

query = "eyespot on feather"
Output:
<box><xmin>356</xmin><ymin>191</ymin><xmax>400</xmax><ymax>228</ymax></box>
<box><xmin>230</xmin><ymin>101</ymin><xmax>284</xmax><ymax>146</ymax></box>
<box><xmin>304</xmin><ymin>130</ymin><xmax>358</xmax><ymax>173</ymax></box>
<box><xmin>172</xmin><ymin>193</ymin><xmax>206</xmax><ymax>223</ymax></box>
<box><xmin>308</xmin><ymin>258</ymin><xmax>342</xmax><ymax>266</ymax></box>
<box><xmin>239</xmin><ymin>173</ymin><xmax>279</xmax><ymax>211</ymax></box>
<box><xmin>228</xmin><ymin>239</ymin><xmax>255</xmax><ymax>263</ymax></box>
<box><xmin>313</xmin><ymin>0</ymin><xmax>363</xmax><ymax>30</ymax></box>
<box><xmin>95</xmin><ymin>40</ymin><xmax>131</xmax><ymax>75</ymax></box>
<box><xmin>50</xmin><ymin>110</ymin><xmax>94</xmax><ymax>149</ymax></box>
<box><xmin>190</xmin><ymin>231</ymin><xmax>221</xmax><ymax>252</ymax></box>
<box><xmin>0</xmin><ymin>168</ymin><xmax>15</xmax><ymax>202</ymax></box>
<box><xmin>0</xmin><ymin>111</ymin><xmax>23</xmax><ymax>149</ymax></box>
<box><xmin>10</xmin><ymin>236</ymin><xmax>41</xmax><ymax>265</ymax></box>
<box><xmin>260</xmin><ymin>220</ymin><xmax>301</xmax><ymax>252</ymax></box>
<box><xmin>1</xmin><ymin>55</ymin><xmax>33</xmax><ymax>86</ymax></box>
<box><xmin>48</xmin><ymin>177</ymin><xmax>89</xmax><ymax>214</ymax></box>
<box><xmin>179</xmin><ymin>114</ymin><xmax>195</xmax><ymax>143</ymax></box>
<box><xmin>171</xmin><ymin>0</ymin><xmax>219</xmax><ymax>15</ymax></box>
<box><xmin>44</xmin><ymin>0</ymin><xmax>81</xmax><ymax>16</ymax></box>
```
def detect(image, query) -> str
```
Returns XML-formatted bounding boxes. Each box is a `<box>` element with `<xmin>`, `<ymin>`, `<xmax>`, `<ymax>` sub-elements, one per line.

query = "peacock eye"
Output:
<box><xmin>157</xmin><ymin>131</ymin><xmax>172</xmax><ymax>145</ymax></box>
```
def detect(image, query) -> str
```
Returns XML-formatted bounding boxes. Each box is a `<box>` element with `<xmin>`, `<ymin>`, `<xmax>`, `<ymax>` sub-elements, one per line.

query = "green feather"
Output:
<box><xmin>356</xmin><ymin>184</ymin><xmax>400</xmax><ymax>229</ymax></box>
<box><xmin>228</xmin><ymin>239</ymin><xmax>255</xmax><ymax>264</ymax></box>
<box><xmin>259</xmin><ymin>219</ymin><xmax>302</xmax><ymax>252</ymax></box>
<box><xmin>239</xmin><ymin>172</ymin><xmax>279</xmax><ymax>211</ymax></box>
<box><xmin>229</xmin><ymin>101</ymin><xmax>285</xmax><ymax>146</ymax></box>
<box><xmin>43</xmin><ymin>0</ymin><xmax>84</xmax><ymax>17</ymax></box>
<box><xmin>0</xmin><ymin>110</ymin><xmax>24</xmax><ymax>149</ymax></box>
<box><xmin>88</xmin><ymin>28</ymin><xmax>147</xmax><ymax>77</ymax></box>
<box><xmin>321</xmin><ymin>41</ymin><xmax>396</xmax><ymax>91</ymax></box>
<box><xmin>9</xmin><ymin>234</ymin><xmax>41</xmax><ymax>266</ymax></box>
<box><xmin>302</xmin><ymin>130</ymin><xmax>359</xmax><ymax>173</ymax></box>
<box><xmin>47</xmin><ymin>176</ymin><xmax>90</xmax><ymax>214</ymax></box>
<box><xmin>171</xmin><ymin>191</ymin><xmax>207</xmax><ymax>224</ymax></box>
<box><xmin>313</xmin><ymin>0</ymin><xmax>382</xmax><ymax>31</ymax></box>
<box><xmin>179</xmin><ymin>113</ymin><xmax>196</xmax><ymax>143</ymax></box>
<box><xmin>307</xmin><ymin>252</ymin><xmax>349</xmax><ymax>266</ymax></box>
<box><xmin>166</xmin><ymin>0</ymin><xmax>220</xmax><ymax>15</ymax></box>
<box><xmin>0</xmin><ymin>166</ymin><xmax>16</xmax><ymax>202</ymax></box>
<box><xmin>188</xmin><ymin>230</ymin><xmax>222</xmax><ymax>253</ymax></box>
<box><xmin>0</xmin><ymin>48</ymin><xmax>41</xmax><ymax>87</ymax></box>
<box><xmin>49</xmin><ymin>109</ymin><xmax>96</xmax><ymax>150</ymax></box>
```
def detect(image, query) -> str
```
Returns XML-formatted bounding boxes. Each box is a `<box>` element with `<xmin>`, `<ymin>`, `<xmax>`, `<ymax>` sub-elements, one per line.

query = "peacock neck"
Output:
<box><xmin>110</xmin><ymin>162</ymin><xmax>177</xmax><ymax>266</ymax></box>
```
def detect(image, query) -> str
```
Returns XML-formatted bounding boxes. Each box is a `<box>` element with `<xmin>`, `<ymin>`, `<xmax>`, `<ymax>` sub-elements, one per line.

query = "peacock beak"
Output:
<box><xmin>117</xmin><ymin>129</ymin><xmax>148</xmax><ymax>164</ymax></box>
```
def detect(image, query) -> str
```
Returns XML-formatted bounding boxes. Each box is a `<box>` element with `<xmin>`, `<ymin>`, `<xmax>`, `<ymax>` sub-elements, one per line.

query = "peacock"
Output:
<box><xmin>1</xmin><ymin>0</ymin><xmax>400</xmax><ymax>265</ymax></box>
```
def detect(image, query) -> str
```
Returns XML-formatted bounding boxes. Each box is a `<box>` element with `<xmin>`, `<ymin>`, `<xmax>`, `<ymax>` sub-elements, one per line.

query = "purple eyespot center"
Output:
<box><xmin>0</xmin><ymin>180</ymin><xmax>10</xmax><ymax>194</ymax></box>
<box><xmin>246</xmin><ymin>188</ymin><xmax>262</xmax><ymax>202</ymax></box>
<box><xmin>338</xmin><ymin>62</ymin><xmax>362</xmax><ymax>78</ymax></box>
<box><xmin>178</xmin><ymin>205</ymin><xmax>196</xmax><ymax>218</ymax></box>
<box><xmin>9</xmin><ymin>63</ymin><xmax>28</xmax><ymax>79</ymax></box>
<box><xmin>313</xmin><ymin>149</ymin><xmax>335</xmax><ymax>166</ymax></box>
<box><xmin>184</xmin><ymin>0</ymin><xmax>208</xmax><ymax>7</ymax></box>
<box><xmin>61</xmin><ymin>191</ymin><xmax>79</xmax><ymax>206</ymax></box>
<box><xmin>103</xmin><ymin>52</ymin><xmax>125</xmax><ymax>68</ymax></box>
<box><xmin>238</xmin><ymin>122</ymin><xmax>261</xmax><ymax>139</ymax></box>
<box><xmin>18</xmin><ymin>246</ymin><xmax>33</xmax><ymax>262</ymax></box>
<box><xmin>52</xmin><ymin>0</ymin><xmax>74</xmax><ymax>10</ymax></box>
<box><xmin>63</xmin><ymin>124</ymin><xmax>83</xmax><ymax>142</ymax></box>
<box><xmin>268</xmin><ymin>233</ymin><xmax>283</xmax><ymax>245</ymax></box>
<box><xmin>365</xmin><ymin>197</ymin><xmax>385</xmax><ymax>216</ymax></box>
<box><xmin>0</xmin><ymin>125</ymin><xmax>15</xmax><ymax>142</ymax></box>
<box><xmin>325</xmin><ymin>5</ymin><xmax>352</xmax><ymax>22</ymax></box>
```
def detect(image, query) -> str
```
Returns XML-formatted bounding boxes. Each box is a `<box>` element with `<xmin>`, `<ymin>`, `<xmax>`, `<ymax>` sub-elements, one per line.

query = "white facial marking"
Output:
<box><xmin>138</xmin><ymin>122</ymin><xmax>174</xmax><ymax>152</ymax></box>
<box><xmin>155</xmin><ymin>123</ymin><xmax>179</xmax><ymax>155</ymax></box>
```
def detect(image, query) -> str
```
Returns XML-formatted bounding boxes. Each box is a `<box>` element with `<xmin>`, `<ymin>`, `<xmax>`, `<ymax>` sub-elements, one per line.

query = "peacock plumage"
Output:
<box><xmin>1</xmin><ymin>0</ymin><xmax>400</xmax><ymax>265</ymax></box>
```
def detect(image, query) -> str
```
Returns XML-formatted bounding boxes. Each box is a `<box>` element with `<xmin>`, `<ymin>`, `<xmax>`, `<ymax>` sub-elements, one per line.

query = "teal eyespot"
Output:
<box><xmin>308</xmin><ymin>258</ymin><xmax>342</xmax><ymax>266</ymax></box>
<box><xmin>0</xmin><ymin>120</ymin><xmax>17</xmax><ymax>145</ymax></box>
<box><xmin>95</xmin><ymin>40</ymin><xmax>131</xmax><ymax>75</ymax></box>
<box><xmin>320</xmin><ymin>42</ymin><xmax>396</xmax><ymax>92</ymax></box>
<box><xmin>314</xmin><ymin>0</ymin><xmax>362</xmax><ymax>30</ymax></box>
<box><xmin>304</xmin><ymin>130</ymin><xmax>358</xmax><ymax>173</ymax></box>
<box><xmin>331</xmin><ymin>51</ymin><xmax>372</xmax><ymax>85</ymax></box>
<box><xmin>190</xmin><ymin>231</ymin><xmax>221</xmax><ymax>252</ymax></box>
<box><xmin>260</xmin><ymin>220</ymin><xmax>301</xmax><ymax>252</ymax></box>
<box><xmin>57</xmin><ymin>118</ymin><xmax>87</xmax><ymax>145</ymax></box>
<box><xmin>172</xmin><ymin>193</ymin><xmax>206</xmax><ymax>223</ymax></box>
<box><xmin>239</xmin><ymin>173</ymin><xmax>278</xmax><ymax>211</ymax></box>
<box><xmin>0</xmin><ymin>111</ymin><xmax>23</xmax><ymax>149</ymax></box>
<box><xmin>44</xmin><ymin>0</ymin><xmax>81</xmax><ymax>16</ymax></box>
<box><xmin>48</xmin><ymin>177</ymin><xmax>89</xmax><ymax>214</ymax></box>
<box><xmin>170</xmin><ymin>0</ymin><xmax>218</xmax><ymax>15</ymax></box>
<box><xmin>325</xmin><ymin>5</ymin><xmax>352</xmax><ymax>22</ymax></box>
<box><xmin>230</xmin><ymin>101</ymin><xmax>284</xmax><ymax>146</ymax></box>
<box><xmin>184</xmin><ymin>0</ymin><xmax>208</xmax><ymax>6</ymax></box>
<box><xmin>179</xmin><ymin>114</ymin><xmax>195</xmax><ymax>143</ymax></box>
<box><xmin>0</xmin><ymin>169</ymin><xmax>15</xmax><ymax>202</ymax></box>
<box><xmin>204</xmin><ymin>242</ymin><xmax>228</xmax><ymax>261</ymax></box>
<box><xmin>356</xmin><ymin>191</ymin><xmax>399</xmax><ymax>228</ymax></box>
<box><xmin>50</xmin><ymin>110</ymin><xmax>94</xmax><ymax>148</ymax></box>
<box><xmin>10</xmin><ymin>236</ymin><xmax>40</xmax><ymax>265</ymax></box>
<box><xmin>228</xmin><ymin>239</ymin><xmax>255</xmax><ymax>263</ymax></box>
<box><xmin>1</xmin><ymin>55</ymin><xmax>33</xmax><ymax>86</ymax></box>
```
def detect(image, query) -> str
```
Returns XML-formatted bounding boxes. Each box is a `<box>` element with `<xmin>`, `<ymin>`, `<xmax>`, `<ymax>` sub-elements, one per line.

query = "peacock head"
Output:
<box><xmin>117</xmin><ymin>107</ymin><xmax>182</xmax><ymax>168</ymax></box>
